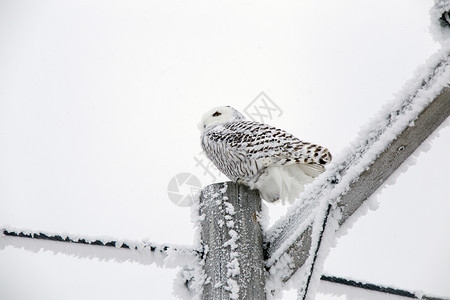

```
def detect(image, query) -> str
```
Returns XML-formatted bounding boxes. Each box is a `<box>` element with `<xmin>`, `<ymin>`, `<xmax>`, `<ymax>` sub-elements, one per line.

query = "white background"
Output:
<box><xmin>0</xmin><ymin>0</ymin><xmax>449</xmax><ymax>299</ymax></box>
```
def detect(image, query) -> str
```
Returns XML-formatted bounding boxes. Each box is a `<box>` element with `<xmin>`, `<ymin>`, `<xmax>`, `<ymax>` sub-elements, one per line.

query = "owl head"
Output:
<box><xmin>199</xmin><ymin>106</ymin><xmax>246</xmax><ymax>131</ymax></box>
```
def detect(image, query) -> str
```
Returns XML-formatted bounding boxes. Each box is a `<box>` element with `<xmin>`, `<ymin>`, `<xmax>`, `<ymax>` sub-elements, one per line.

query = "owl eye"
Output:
<box><xmin>212</xmin><ymin>111</ymin><xmax>221</xmax><ymax>117</ymax></box>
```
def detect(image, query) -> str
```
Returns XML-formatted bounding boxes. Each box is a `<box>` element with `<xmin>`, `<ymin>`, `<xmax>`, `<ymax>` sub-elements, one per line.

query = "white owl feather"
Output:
<box><xmin>199</xmin><ymin>106</ymin><xmax>332</xmax><ymax>204</ymax></box>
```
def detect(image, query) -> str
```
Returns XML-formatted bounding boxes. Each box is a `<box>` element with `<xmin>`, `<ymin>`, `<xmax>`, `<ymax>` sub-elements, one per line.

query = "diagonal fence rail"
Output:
<box><xmin>265</xmin><ymin>53</ymin><xmax>450</xmax><ymax>298</ymax></box>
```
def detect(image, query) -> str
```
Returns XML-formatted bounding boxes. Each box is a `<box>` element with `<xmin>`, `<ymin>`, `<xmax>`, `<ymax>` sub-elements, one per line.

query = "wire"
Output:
<box><xmin>3</xmin><ymin>229</ymin><xmax>134</xmax><ymax>249</ymax></box>
<box><xmin>302</xmin><ymin>204</ymin><xmax>332</xmax><ymax>300</ymax></box>
<box><xmin>1</xmin><ymin>229</ymin><xmax>202</xmax><ymax>257</ymax></box>
<box><xmin>320</xmin><ymin>275</ymin><xmax>448</xmax><ymax>300</ymax></box>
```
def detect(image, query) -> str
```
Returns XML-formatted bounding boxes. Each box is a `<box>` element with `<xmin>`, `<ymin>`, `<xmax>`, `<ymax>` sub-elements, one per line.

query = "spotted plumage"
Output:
<box><xmin>199</xmin><ymin>106</ymin><xmax>332</xmax><ymax>204</ymax></box>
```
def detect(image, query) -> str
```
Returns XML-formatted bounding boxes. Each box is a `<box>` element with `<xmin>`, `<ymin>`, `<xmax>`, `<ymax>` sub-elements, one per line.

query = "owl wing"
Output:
<box><xmin>202</xmin><ymin>121</ymin><xmax>332</xmax><ymax>180</ymax></box>
<box><xmin>223</xmin><ymin>121</ymin><xmax>332</xmax><ymax>176</ymax></box>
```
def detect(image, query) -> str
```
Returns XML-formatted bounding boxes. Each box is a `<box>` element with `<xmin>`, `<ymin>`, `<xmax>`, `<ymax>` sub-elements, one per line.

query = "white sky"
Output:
<box><xmin>0</xmin><ymin>0</ymin><xmax>449</xmax><ymax>299</ymax></box>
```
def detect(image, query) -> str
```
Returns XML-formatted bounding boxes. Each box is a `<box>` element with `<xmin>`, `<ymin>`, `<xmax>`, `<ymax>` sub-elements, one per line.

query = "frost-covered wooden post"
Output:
<box><xmin>199</xmin><ymin>181</ymin><xmax>266</xmax><ymax>300</ymax></box>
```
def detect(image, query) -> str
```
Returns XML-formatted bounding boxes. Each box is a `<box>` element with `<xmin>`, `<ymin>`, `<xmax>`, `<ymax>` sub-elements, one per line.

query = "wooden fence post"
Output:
<box><xmin>199</xmin><ymin>181</ymin><xmax>266</xmax><ymax>300</ymax></box>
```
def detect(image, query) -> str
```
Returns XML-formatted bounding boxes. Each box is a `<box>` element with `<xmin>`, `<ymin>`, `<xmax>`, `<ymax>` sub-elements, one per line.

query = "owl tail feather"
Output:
<box><xmin>254</xmin><ymin>164</ymin><xmax>321</xmax><ymax>204</ymax></box>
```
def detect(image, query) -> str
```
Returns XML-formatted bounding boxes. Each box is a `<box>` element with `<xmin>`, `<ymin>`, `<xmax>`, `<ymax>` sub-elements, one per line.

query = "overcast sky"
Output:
<box><xmin>0</xmin><ymin>0</ymin><xmax>449</xmax><ymax>299</ymax></box>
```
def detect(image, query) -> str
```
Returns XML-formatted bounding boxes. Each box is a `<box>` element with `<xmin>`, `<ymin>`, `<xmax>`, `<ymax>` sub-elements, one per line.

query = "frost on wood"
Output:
<box><xmin>199</xmin><ymin>182</ymin><xmax>266</xmax><ymax>300</ymax></box>
<box><xmin>264</xmin><ymin>49</ymin><xmax>450</xmax><ymax>297</ymax></box>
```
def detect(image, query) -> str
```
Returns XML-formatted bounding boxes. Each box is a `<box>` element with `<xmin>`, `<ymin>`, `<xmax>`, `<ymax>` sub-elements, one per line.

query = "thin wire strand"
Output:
<box><xmin>1</xmin><ymin>229</ymin><xmax>202</xmax><ymax>257</ymax></box>
<box><xmin>320</xmin><ymin>275</ymin><xmax>448</xmax><ymax>300</ymax></box>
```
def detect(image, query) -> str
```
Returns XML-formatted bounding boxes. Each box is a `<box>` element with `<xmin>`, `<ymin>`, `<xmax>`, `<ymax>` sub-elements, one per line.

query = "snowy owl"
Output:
<box><xmin>199</xmin><ymin>106</ymin><xmax>332</xmax><ymax>204</ymax></box>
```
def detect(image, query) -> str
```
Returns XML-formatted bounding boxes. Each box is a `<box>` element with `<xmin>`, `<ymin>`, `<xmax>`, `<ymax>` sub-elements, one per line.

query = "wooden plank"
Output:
<box><xmin>338</xmin><ymin>87</ymin><xmax>450</xmax><ymax>225</ymax></box>
<box><xmin>200</xmin><ymin>182</ymin><xmax>266</xmax><ymax>300</ymax></box>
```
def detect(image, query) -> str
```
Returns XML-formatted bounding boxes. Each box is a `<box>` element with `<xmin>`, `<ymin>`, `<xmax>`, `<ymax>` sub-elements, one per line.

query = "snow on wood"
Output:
<box><xmin>199</xmin><ymin>182</ymin><xmax>266</xmax><ymax>300</ymax></box>
<box><xmin>265</xmin><ymin>50</ymin><xmax>450</xmax><ymax>297</ymax></box>
<box><xmin>337</xmin><ymin>87</ymin><xmax>450</xmax><ymax>226</ymax></box>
